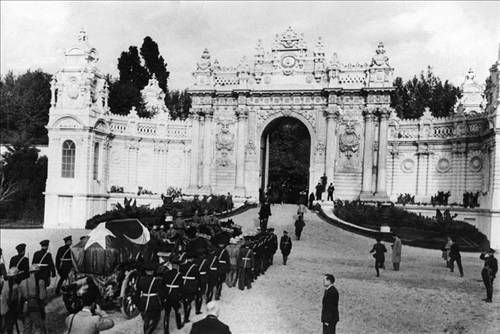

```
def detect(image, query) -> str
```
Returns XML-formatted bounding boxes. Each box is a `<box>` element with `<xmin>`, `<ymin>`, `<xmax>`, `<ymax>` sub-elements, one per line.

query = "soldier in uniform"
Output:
<box><xmin>9</xmin><ymin>243</ymin><xmax>29</xmax><ymax>285</ymax></box>
<box><xmin>174</xmin><ymin>212</ymin><xmax>186</xmax><ymax>238</ymax></box>
<box><xmin>134</xmin><ymin>262</ymin><xmax>165</xmax><ymax>334</ymax></box>
<box><xmin>215</xmin><ymin>241</ymin><xmax>230</xmax><ymax>300</ymax></box>
<box><xmin>268</xmin><ymin>228</ymin><xmax>278</xmax><ymax>266</ymax></box>
<box><xmin>237</xmin><ymin>239</ymin><xmax>254</xmax><ymax>290</ymax></box>
<box><xmin>162</xmin><ymin>261</ymin><xmax>184</xmax><ymax>333</ymax></box>
<box><xmin>180</xmin><ymin>252</ymin><xmax>200</xmax><ymax>324</ymax></box>
<box><xmin>280</xmin><ymin>231</ymin><xmax>292</xmax><ymax>265</ymax></box>
<box><xmin>480</xmin><ymin>248</ymin><xmax>498</xmax><ymax>303</ymax></box>
<box><xmin>32</xmin><ymin>240</ymin><xmax>56</xmax><ymax>288</ymax></box>
<box><xmin>194</xmin><ymin>254</ymin><xmax>210</xmax><ymax>313</ymax></box>
<box><xmin>19</xmin><ymin>264</ymin><xmax>47</xmax><ymax>334</ymax></box>
<box><xmin>55</xmin><ymin>236</ymin><xmax>73</xmax><ymax>295</ymax></box>
<box><xmin>205</xmin><ymin>249</ymin><xmax>219</xmax><ymax>303</ymax></box>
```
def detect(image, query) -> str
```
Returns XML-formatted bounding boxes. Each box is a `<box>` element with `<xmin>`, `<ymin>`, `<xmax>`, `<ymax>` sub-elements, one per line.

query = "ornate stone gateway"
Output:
<box><xmin>43</xmin><ymin>28</ymin><xmax>500</xmax><ymax>251</ymax></box>
<box><xmin>189</xmin><ymin>26</ymin><xmax>394</xmax><ymax>200</ymax></box>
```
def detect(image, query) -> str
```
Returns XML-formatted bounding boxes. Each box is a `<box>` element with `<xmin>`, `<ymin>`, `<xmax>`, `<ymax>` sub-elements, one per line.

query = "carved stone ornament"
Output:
<box><xmin>66</xmin><ymin>77</ymin><xmax>80</xmax><ymax>99</ymax></box>
<box><xmin>215</xmin><ymin>122</ymin><xmax>235</xmax><ymax>151</ymax></box>
<box><xmin>216</xmin><ymin>151</ymin><xmax>231</xmax><ymax>167</ymax></box>
<box><xmin>469</xmin><ymin>156</ymin><xmax>482</xmax><ymax>172</ymax></box>
<box><xmin>339</xmin><ymin>120</ymin><xmax>359</xmax><ymax>159</ymax></box>
<box><xmin>436</xmin><ymin>158</ymin><xmax>451</xmax><ymax>173</ymax></box>
<box><xmin>245</xmin><ymin>140</ymin><xmax>257</xmax><ymax>157</ymax></box>
<box><xmin>141</xmin><ymin>75</ymin><xmax>168</xmax><ymax>116</ymax></box>
<box><xmin>400</xmin><ymin>158</ymin><xmax>415</xmax><ymax>173</ymax></box>
<box><xmin>371</xmin><ymin>42</ymin><xmax>389</xmax><ymax>67</ymax></box>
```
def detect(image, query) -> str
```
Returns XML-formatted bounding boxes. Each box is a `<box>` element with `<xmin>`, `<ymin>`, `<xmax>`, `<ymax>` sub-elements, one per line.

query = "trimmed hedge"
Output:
<box><xmin>332</xmin><ymin>200</ymin><xmax>488</xmax><ymax>251</ymax></box>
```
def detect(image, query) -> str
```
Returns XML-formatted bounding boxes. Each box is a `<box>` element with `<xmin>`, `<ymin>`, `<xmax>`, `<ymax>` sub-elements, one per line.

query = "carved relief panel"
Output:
<box><xmin>336</xmin><ymin>119</ymin><xmax>363</xmax><ymax>172</ymax></box>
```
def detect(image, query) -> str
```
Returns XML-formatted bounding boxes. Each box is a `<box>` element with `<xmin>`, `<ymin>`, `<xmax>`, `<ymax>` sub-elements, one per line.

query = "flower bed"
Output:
<box><xmin>86</xmin><ymin>195</ymin><xmax>257</xmax><ymax>229</ymax></box>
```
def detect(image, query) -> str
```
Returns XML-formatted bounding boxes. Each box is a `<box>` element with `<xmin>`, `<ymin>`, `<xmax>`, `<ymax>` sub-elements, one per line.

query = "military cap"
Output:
<box><xmin>15</xmin><ymin>243</ymin><xmax>26</xmax><ymax>252</ymax></box>
<box><xmin>40</xmin><ymin>240</ymin><xmax>50</xmax><ymax>247</ymax></box>
<box><xmin>63</xmin><ymin>236</ymin><xmax>72</xmax><ymax>242</ymax></box>
<box><xmin>283</xmin><ymin>230</ymin><xmax>288</xmax><ymax>234</ymax></box>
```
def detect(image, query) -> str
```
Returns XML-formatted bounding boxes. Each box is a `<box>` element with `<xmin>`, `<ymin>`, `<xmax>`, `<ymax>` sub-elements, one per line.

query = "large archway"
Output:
<box><xmin>260</xmin><ymin>117</ymin><xmax>311</xmax><ymax>204</ymax></box>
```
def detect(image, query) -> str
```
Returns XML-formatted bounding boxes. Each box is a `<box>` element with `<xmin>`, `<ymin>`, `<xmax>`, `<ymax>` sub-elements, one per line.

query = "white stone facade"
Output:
<box><xmin>44</xmin><ymin>28</ymin><xmax>500</xmax><ymax>250</ymax></box>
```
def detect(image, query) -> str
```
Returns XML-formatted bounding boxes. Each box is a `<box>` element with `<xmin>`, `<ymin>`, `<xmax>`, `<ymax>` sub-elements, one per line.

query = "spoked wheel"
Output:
<box><xmin>120</xmin><ymin>269</ymin><xmax>140</xmax><ymax>319</ymax></box>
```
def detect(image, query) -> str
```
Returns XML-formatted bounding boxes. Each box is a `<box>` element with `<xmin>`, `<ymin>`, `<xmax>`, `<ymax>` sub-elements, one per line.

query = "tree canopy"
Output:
<box><xmin>108</xmin><ymin>36</ymin><xmax>190</xmax><ymax>119</ymax></box>
<box><xmin>391</xmin><ymin>67</ymin><xmax>462</xmax><ymax>119</ymax></box>
<box><xmin>0</xmin><ymin>70</ymin><xmax>51</xmax><ymax>145</ymax></box>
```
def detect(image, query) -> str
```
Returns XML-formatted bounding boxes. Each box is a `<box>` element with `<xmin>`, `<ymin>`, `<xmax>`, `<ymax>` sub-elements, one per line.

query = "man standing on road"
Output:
<box><xmin>480</xmin><ymin>248</ymin><xmax>498</xmax><ymax>303</ymax></box>
<box><xmin>321</xmin><ymin>273</ymin><xmax>339</xmax><ymax>334</ymax></box>
<box><xmin>449</xmin><ymin>238</ymin><xmax>464</xmax><ymax>277</ymax></box>
<box><xmin>369</xmin><ymin>238</ymin><xmax>387</xmax><ymax>277</ymax></box>
<box><xmin>280</xmin><ymin>231</ymin><xmax>292</xmax><ymax>265</ymax></box>
<box><xmin>391</xmin><ymin>235</ymin><xmax>402</xmax><ymax>271</ymax></box>
<box><xmin>55</xmin><ymin>236</ymin><xmax>73</xmax><ymax>295</ymax></box>
<box><xmin>327</xmin><ymin>183</ymin><xmax>335</xmax><ymax>202</ymax></box>
<box><xmin>315</xmin><ymin>182</ymin><xmax>323</xmax><ymax>201</ymax></box>
<box><xmin>294</xmin><ymin>215</ymin><xmax>305</xmax><ymax>241</ymax></box>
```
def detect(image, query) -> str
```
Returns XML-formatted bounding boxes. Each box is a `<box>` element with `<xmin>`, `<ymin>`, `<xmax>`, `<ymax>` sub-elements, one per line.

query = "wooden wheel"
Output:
<box><xmin>120</xmin><ymin>269</ymin><xmax>140</xmax><ymax>319</ymax></box>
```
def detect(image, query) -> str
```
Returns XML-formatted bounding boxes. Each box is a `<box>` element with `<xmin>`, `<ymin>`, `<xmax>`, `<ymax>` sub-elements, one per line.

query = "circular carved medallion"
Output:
<box><xmin>400</xmin><ymin>159</ymin><xmax>415</xmax><ymax>173</ymax></box>
<box><xmin>469</xmin><ymin>156</ymin><xmax>482</xmax><ymax>172</ymax></box>
<box><xmin>436</xmin><ymin>158</ymin><xmax>451</xmax><ymax>173</ymax></box>
<box><xmin>281</xmin><ymin>55</ymin><xmax>296</xmax><ymax>68</ymax></box>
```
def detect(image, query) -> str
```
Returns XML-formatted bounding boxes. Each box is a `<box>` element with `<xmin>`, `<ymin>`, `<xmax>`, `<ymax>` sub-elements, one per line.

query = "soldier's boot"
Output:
<box><xmin>174</xmin><ymin>306</ymin><xmax>183</xmax><ymax>329</ymax></box>
<box><xmin>206</xmin><ymin>284</ymin><xmax>214</xmax><ymax>302</ymax></box>
<box><xmin>163</xmin><ymin>306</ymin><xmax>171</xmax><ymax>334</ymax></box>
<box><xmin>183</xmin><ymin>300</ymin><xmax>192</xmax><ymax>323</ymax></box>
<box><xmin>195</xmin><ymin>293</ymin><xmax>203</xmax><ymax>314</ymax></box>
<box><xmin>215</xmin><ymin>282</ymin><xmax>222</xmax><ymax>300</ymax></box>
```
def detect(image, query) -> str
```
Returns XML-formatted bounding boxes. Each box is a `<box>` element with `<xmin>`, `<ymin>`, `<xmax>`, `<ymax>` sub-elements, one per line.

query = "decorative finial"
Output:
<box><xmin>465</xmin><ymin>68</ymin><xmax>475</xmax><ymax>81</ymax></box>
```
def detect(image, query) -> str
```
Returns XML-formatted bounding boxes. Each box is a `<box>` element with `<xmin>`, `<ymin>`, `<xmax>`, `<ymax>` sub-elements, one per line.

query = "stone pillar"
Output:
<box><xmin>264</xmin><ymin>134</ymin><xmax>270</xmax><ymax>189</ymax></box>
<box><xmin>324</xmin><ymin>108</ymin><xmax>338</xmax><ymax>188</ymax></box>
<box><xmin>188</xmin><ymin>114</ymin><xmax>200</xmax><ymax>193</ymax></box>
<box><xmin>197</xmin><ymin>116</ymin><xmax>205</xmax><ymax>189</ymax></box>
<box><xmin>374</xmin><ymin>110</ymin><xmax>390</xmax><ymax>201</ymax></box>
<box><xmin>360</xmin><ymin>108</ymin><xmax>375</xmax><ymax>199</ymax></box>
<box><xmin>235</xmin><ymin>108</ymin><xmax>248</xmax><ymax>196</ymax></box>
<box><xmin>202</xmin><ymin>111</ymin><xmax>214</xmax><ymax>192</ymax></box>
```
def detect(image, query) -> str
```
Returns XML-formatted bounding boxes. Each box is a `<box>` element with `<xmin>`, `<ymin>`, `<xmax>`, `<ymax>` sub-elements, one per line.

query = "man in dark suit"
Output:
<box><xmin>55</xmin><ymin>235</ymin><xmax>73</xmax><ymax>294</ymax></box>
<box><xmin>279</xmin><ymin>231</ymin><xmax>292</xmax><ymax>265</ymax></box>
<box><xmin>9</xmin><ymin>243</ymin><xmax>29</xmax><ymax>284</ymax></box>
<box><xmin>189</xmin><ymin>301</ymin><xmax>231</xmax><ymax>334</ymax></box>
<box><xmin>321</xmin><ymin>273</ymin><xmax>339</xmax><ymax>334</ymax></box>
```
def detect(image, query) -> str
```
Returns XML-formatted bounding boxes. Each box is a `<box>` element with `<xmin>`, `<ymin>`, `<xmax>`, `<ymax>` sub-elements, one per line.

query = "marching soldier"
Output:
<box><xmin>180</xmin><ymin>252</ymin><xmax>200</xmax><ymax>324</ymax></box>
<box><xmin>19</xmin><ymin>264</ymin><xmax>47</xmax><ymax>334</ymax></box>
<box><xmin>268</xmin><ymin>228</ymin><xmax>278</xmax><ymax>266</ymax></box>
<box><xmin>194</xmin><ymin>254</ymin><xmax>210</xmax><ymax>313</ymax></box>
<box><xmin>134</xmin><ymin>262</ymin><xmax>165</xmax><ymax>334</ymax></box>
<box><xmin>9</xmin><ymin>243</ymin><xmax>29</xmax><ymax>284</ymax></box>
<box><xmin>280</xmin><ymin>231</ymin><xmax>292</xmax><ymax>265</ymax></box>
<box><xmin>215</xmin><ymin>241</ymin><xmax>230</xmax><ymax>300</ymax></box>
<box><xmin>206</xmin><ymin>249</ymin><xmax>219</xmax><ymax>303</ymax></box>
<box><xmin>162</xmin><ymin>261</ymin><xmax>184</xmax><ymax>333</ymax></box>
<box><xmin>237</xmin><ymin>239</ymin><xmax>254</xmax><ymax>290</ymax></box>
<box><xmin>32</xmin><ymin>240</ymin><xmax>56</xmax><ymax>288</ymax></box>
<box><xmin>55</xmin><ymin>236</ymin><xmax>73</xmax><ymax>295</ymax></box>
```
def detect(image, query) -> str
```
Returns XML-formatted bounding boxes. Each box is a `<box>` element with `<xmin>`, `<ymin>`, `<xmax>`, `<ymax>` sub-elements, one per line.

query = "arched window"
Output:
<box><xmin>61</xmin><ymin>140</ymin><xmax>76</xmax><ymax>178</ymax></box>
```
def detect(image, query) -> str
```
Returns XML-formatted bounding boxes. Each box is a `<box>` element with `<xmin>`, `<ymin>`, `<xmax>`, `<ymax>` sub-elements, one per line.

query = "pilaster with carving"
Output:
<box><xmin>360</xmin><ymin>107</ymin><xmax>376</xmax><ymax>198</ymax></box>
<box><xmin>374</xmin><ymin>108</ymin><xmax>390</xmax><ymax>200</ymax></box>
<box><xmin>324</xmin><ymin>105</ymin><xmax>339</xmax><ymax>186</ymax></box>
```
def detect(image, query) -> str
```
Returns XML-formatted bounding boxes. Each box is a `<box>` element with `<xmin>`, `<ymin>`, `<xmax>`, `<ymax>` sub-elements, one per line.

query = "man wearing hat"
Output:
<box><xmin>32</xmin><ymin>240</ymin><xmax>56</xmax><ymax>288</ymax></box>
<box><xmin>55</xmin><ymin>236</ymin><xmax>73</xmax><ymax>295</ymax></box>
<box><xmin>161</xmin><ymin>259</ymin><xmax>184</xmax><ymax>333</ymax></box>
<box><xmin>480</xmin><ymin>248</ymin><xmax>498</xmax><ymax>303</ymax></box>
<box><xmin>280</xmin><ymin>231</ymin><xmax>293</xmax><ymax>265</ymax></box>
<box><xmin>224</xmin><ymin>238</ymin><xmax>239</xmax><ymax>288</ymax></box>
<box><xmin>19</xmin><ymin>264</ymin><xmax>47</xmax><ymax>334</ymax></box>
<box><xmin>135</xmin><ymin>262</ymin><xmax>165</xmax><ymax>334</ymax></box>
<box><xmin>215</xmin><ymin>241</ymin><xmax>230</xmax><ymax>300</ymax></box>
<box><xmin>179</xmin><ymin>252</ymin><xmax>200</xmax><ymax>324</ymax></box>
<box><xmin>9</xmin><ymin>243</ymin><xmax>29</xmax><ymax>284</ymax></box>
<box><xmin>237</xmin><ymin>239</ymin><xmax>254</xmax><ymax>290</ymax></box>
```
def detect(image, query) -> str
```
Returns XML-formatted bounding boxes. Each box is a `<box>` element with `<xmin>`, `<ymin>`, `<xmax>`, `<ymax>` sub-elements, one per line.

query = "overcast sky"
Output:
<box><xmin>1</xmin><ymin>1</ymin><xmax>499</xmax><ymax>90</ymax></box>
